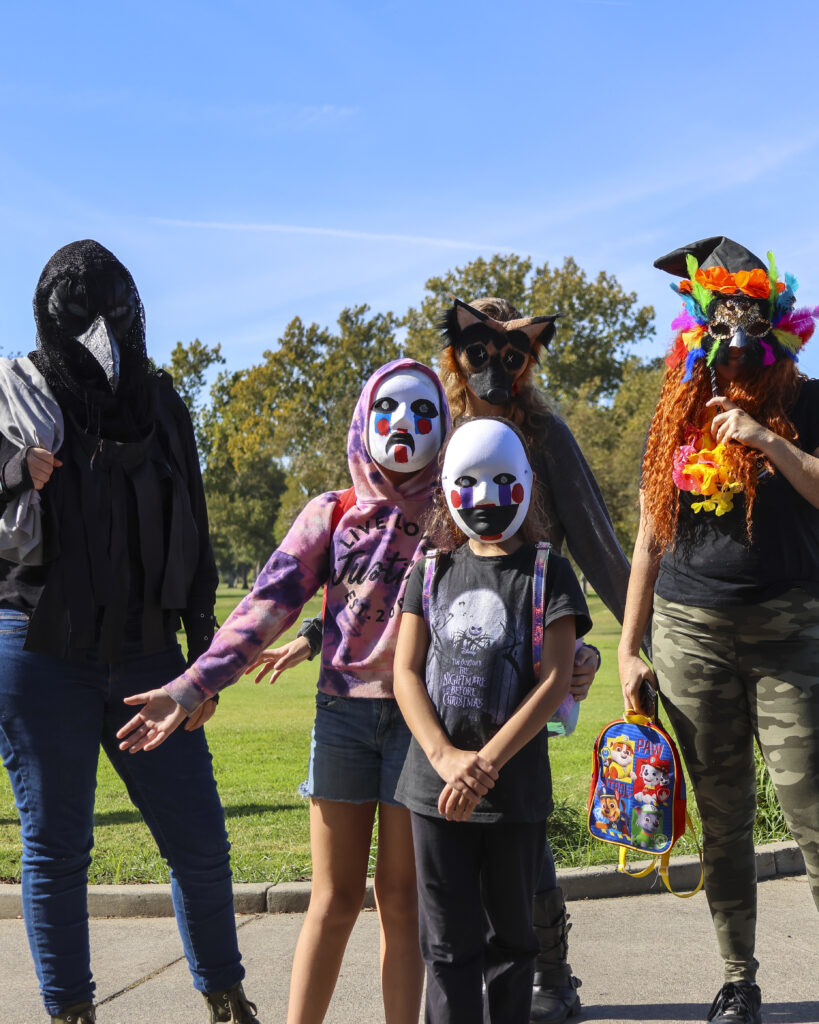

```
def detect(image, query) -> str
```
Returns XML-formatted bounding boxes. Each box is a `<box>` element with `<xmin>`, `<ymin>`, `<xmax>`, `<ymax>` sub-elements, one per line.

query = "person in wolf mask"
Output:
<box><xmin>116</xmin><ymin>359</ymin><xmax>451</xmax><ymax>1024</ymax></box>
<box><xmin>618</xmin><ymin>236</ymin><xmax>819</xmax><ymax>1024</ymax></box>
<box><xmin>0</xmin><ymin>240</ymin><xmax>259</xmax><ymax>1024</ymax></box>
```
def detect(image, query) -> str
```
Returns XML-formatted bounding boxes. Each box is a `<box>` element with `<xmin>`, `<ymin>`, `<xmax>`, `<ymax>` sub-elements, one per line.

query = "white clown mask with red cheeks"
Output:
<box><xmin>443</xmin><ymin>419</ymin><xmax>532</xmax><ymax>543</ymax></box>
<box><xmin>367</xmin><ymin>368</ymin><xmax>442</xmax><ymax>474</ymax></box>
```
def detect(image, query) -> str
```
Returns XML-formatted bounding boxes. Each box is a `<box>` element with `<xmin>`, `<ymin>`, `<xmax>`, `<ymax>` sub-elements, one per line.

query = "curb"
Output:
<box><xmin>0</xmin><ymin>841</ymin><xmax>805</xmax><ymax>920</ymax></box>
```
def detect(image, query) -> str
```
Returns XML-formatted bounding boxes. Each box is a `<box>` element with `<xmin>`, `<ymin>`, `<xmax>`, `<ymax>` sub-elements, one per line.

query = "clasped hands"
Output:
<box><xmin>432</xmin><ymin>747</ymin><xmax>499</xmax><ymax>823</ymax></box>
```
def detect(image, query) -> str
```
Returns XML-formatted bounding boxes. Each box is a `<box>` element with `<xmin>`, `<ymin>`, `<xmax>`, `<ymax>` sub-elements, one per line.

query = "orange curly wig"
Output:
<box><xmin>642</xmin><ymin>357</ymin><xmax>803</xmax><ymax>549</ymax></box>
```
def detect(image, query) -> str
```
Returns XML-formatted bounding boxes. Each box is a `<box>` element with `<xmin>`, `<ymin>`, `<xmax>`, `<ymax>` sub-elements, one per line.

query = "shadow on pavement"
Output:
<box><xmin>581</xmin><ymin>1001</ymin><xmax>819</xmax><ymax>1023</ymax></box>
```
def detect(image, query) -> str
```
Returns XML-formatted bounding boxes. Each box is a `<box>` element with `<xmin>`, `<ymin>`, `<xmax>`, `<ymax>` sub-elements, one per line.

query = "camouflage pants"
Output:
<box><xmin>652</xmin><ymin>590</ymin><xmax>819</xmax><ymax>983</ymax></box>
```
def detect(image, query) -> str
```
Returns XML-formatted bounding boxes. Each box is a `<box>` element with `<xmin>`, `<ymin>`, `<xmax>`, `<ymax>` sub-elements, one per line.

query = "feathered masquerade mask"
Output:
<box><xmin>439</xmin><ymin>298</ymin><xmax>559</xmax><ymax>406</ymax></box>
<box><xmin>655</xmin><ymin>236</ymin><xmax>819</xmax><ymax>381</ymax></box>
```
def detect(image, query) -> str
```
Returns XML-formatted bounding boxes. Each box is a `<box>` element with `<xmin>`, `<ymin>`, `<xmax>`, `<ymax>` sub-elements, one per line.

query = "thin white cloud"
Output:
<box><xmin>298</xmin><ymin>104</ymin><xmax>359</xmax><ymax>125</ymax></box>
<box><xmin>530</xmin><ymin>132</ymin><xmax>819</xmax><ymax>231</ymax></box>
<box><xmin>150</xmin><ymin>217</ymin><xmax>514</xmax><ymax>252</ymax></box>
<box><xmin>0</xmin><ymin>86</ymin><xmax>359</xmax><ymax>131</ymax></box>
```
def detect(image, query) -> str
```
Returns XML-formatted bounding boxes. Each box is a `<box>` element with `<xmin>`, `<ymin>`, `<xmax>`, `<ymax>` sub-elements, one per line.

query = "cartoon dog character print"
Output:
<box><xmin>593</xmin><ymin>784</ymin><xmax>630</xmax><ymax>838</ymax></box>
<box><xmin>601</xmin><ymin>734</ymin><xmax>635</xmax><ymax>782</ymax></box>
<box><xmin>631</xmin><ymin>803</ymin><xmax>666</xmax><ymax>850</ymax></box>
<box><xmin>633</xmin><ymin>755</ymin><xmax>671</xmax><ymax>805</ymax></box>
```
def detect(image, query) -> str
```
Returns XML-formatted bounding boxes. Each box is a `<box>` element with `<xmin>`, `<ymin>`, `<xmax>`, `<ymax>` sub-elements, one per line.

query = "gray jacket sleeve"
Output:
<box><xmin>536</xmin><ymin>413</ymin><xmax>631</xmax><ymax>627</ymax></box>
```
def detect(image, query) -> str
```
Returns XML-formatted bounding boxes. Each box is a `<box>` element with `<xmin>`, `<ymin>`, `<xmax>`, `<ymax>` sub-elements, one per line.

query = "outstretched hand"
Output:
<box><xmin>117</xmin><ymin>689</ymin><xmax>187</xmax><ymax>752</ymax></box>
<box><xmin>243</xmin><ymin>636</ymin><xmax>311</xmax><ymax>684</ymax></box>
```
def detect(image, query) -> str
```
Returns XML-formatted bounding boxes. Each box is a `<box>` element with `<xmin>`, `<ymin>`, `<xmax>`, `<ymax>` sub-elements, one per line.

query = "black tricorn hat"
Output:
<box><xmin>654</xmin><ymin>236</ymin><xmax>767</xmax><ymax>278</ymax></box>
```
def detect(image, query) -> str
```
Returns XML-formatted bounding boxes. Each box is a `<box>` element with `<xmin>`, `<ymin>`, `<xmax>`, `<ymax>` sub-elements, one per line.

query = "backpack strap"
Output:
<box><xmin>617</xmin><ymin>811</ymin><xmax>704</xmax><ymax>898</ymax></box>
<box><xmin>421</xmin><ymin>550</ymin><xmax>439</xmax><ymax>625</ymax></box>
<box><xmin>321</xmin><ymin>486</ymin><xmax>357</xmax><ymax>622</ymax></box>
<box><xmin>531</xmin><ymin>541</ymin><xmax>551</xmax><ymax>679</ymax></box>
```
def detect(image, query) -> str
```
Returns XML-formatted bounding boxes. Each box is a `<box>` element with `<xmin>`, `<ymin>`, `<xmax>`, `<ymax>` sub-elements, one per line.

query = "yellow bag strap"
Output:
<box><xmin>617</xmin><ymin>810</ymin><xmax>704</xmax><ymax>898</ymax></box>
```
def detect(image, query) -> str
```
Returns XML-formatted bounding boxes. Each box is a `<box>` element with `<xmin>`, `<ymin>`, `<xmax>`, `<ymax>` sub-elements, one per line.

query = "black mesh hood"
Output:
<box><xmin>31</xmin><ymin>240</ymin><xmax>155</xmax><ymax>436</ymax></box>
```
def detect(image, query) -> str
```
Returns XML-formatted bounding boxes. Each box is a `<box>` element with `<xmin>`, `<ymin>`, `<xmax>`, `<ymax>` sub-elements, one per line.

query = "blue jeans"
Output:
<box><xmin>301</xmin><ymin>692</ymin><xmax>411</xmax><ymax>805</ymax></box>
<box><xmin>0</xmin><ymin>611</ymin><xmax>243</xmax><ymax>1015</ymax></box>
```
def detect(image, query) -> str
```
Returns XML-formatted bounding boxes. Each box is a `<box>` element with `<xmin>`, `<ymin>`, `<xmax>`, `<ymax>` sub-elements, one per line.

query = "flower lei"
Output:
<box><xmin>672</xmin><ymin>413</ymin><xmax>742</xmax><ymax>516</ymax></box>
<box><xmin>664</xmin><ymin>252</ymin><xmax>819</xmax><ymax>383</ymax></box>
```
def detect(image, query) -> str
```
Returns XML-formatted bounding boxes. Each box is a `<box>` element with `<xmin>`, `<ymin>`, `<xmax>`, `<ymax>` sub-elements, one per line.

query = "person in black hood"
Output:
<box><xmin>0</xmin><ymin>241</ymin><xmax>259</xmax><ymax>1023</ymax></box>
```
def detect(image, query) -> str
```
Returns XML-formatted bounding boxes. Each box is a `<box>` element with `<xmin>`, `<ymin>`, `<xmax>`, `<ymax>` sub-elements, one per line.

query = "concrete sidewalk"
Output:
<box><xmin>4</xmin><ymin>874</ymin><xmax>818</xmax><ymax>1024</ymax></box>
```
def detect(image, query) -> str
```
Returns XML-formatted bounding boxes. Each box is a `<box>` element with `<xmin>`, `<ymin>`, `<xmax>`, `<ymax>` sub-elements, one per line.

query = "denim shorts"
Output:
<box><xmin>300</xmin><ymin>691</ymin><xmax>412</xmax><ymax>806</ymax></box>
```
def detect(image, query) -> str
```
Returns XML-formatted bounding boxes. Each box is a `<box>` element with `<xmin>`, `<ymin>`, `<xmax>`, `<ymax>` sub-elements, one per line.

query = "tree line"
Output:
<box><xmin>163</xmin><ymin>253</ymin><xmax>665</xmax><ymax>586</ymax></box>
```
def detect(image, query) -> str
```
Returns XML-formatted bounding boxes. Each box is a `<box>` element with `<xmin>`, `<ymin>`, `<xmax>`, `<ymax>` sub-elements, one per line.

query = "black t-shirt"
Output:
<box><xmin>656</xmin><ymin>377</ymin><xmax>819</xmax><ymax>608</ymax></box>
<box><xmin>395</xmin><ymin>542</ymin><xmax>591</xmax><ymax>823</ymax></box>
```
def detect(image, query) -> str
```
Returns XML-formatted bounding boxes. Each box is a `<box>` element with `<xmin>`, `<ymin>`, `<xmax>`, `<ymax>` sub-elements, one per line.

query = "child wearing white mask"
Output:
<box><xmin>393</xmin><ymin>417</ymin><xmax>591</xmax><ymax>1024</ymax></box>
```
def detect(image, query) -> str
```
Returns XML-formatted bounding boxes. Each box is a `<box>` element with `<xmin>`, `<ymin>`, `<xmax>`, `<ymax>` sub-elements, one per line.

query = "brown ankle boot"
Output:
<box><xmin>203</xmin><ymin>981</ymin><xmax>259</xmax><ymax>1023</ymax></box>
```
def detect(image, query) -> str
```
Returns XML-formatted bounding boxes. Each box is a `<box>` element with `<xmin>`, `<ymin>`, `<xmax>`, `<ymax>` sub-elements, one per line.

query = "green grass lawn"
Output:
<box><xmin>0</xmin><ymin>589</ymin><xmax>790</xmax><ymax>884</ymax></box>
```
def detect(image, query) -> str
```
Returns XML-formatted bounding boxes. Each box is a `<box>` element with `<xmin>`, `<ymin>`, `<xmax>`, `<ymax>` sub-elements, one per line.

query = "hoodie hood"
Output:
<box><xmin>347</xmin><ymin>358</ymin><xmax>451</xmax><ymax>509</ymax></box>
<box><xmin>166</xmin><ymin>359</ymin><xmax>452</xmax><ymax>707</ymax></box>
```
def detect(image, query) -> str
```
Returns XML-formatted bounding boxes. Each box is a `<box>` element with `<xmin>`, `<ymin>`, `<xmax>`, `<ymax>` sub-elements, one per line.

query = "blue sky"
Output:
<box><xmin>3</xmin><ymin>0</ymin><xmax>819</xmax><ymax>380</ymax></box>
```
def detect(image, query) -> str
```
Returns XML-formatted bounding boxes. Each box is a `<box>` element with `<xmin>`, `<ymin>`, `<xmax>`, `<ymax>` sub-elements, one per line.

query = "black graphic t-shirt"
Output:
<box><xmin>395</xmin><ymin>543</ymin><xmax>591</xmax><ymax>822</ymax></box>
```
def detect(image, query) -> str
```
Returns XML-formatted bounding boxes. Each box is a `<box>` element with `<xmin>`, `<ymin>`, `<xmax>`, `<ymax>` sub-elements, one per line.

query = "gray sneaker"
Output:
<box><xmin>51</xmin><ymin>1003</ymin><xmax>95</xmax><ymax>1024</ymax></box>
<box><xmin>203</xmin><ymin>982</ymin><xmax>259</xmax><ymax>1023</ymax></box>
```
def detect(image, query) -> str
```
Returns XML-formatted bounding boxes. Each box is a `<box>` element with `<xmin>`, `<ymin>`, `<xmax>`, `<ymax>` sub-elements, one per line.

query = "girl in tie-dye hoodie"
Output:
<box><xmin>117</xmin><ymin>358</ymin><xmax>450</xmax><ymax>1024</ymax></box>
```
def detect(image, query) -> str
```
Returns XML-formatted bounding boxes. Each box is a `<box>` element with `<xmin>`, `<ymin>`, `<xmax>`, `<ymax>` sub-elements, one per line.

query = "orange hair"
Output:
<box><xmin>642</xmin><ymin>358</ymin><xmax>803</xmax><ymax>549</ymax></box>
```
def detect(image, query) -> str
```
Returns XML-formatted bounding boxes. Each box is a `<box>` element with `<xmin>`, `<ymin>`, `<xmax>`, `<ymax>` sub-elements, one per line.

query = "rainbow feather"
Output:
<box><xmin>767</xmin><ymin>251</ymin><xmax>779</xmax><ymax>318</ymax></box>
<box><xmin>774</xmin><ymin>273</ymin><xmax>799</xmax><ymax>319</ymax></box>
<box><xmin>772</xmin><ymin>328</ymin><xmax>807</xmax><ymax>355</ymax></box>
<box><xmin>686</xmin><ymin>254</ymin><xmax>712</xmax><ymax>314</ymax></box>
<box><xmin>672</xmin><ymin>309</ymin><xmax>701</xmax><ymax>333</ymax></box>
<box><xmin>682</xmin><ymin>347</ymin><xmax>705</xmax><ymax>381</ymax></box>
<box><xmin>775</xmin><ymin>305</ymin><xmax>819</xmax><ymax>342</ymax></box>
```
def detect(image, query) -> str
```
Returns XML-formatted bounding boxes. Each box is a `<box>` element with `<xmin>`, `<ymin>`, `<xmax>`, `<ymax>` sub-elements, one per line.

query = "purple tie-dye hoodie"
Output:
<box><xmin>165</xmin><ymin>359</ymin><xmax>450</xmax><ymax>712</ymax></box>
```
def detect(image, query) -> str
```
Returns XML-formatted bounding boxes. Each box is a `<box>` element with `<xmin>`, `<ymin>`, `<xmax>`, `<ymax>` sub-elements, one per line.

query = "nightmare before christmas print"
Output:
<box><xmin>395</xmin><ymin>543</ymin><xmax>590</xmax><ymax>822</ymax></box>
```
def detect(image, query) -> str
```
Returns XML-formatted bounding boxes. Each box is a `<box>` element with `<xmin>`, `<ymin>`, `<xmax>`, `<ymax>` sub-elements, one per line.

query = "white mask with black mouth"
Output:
<box><xmin>443</xmin><ymin>419</ymin><xmax>532</xmax><ymax>543</ymax></box>
<box><xmin>367</xmin><ymin>369</ymin><xmax>442</xmax><ymax>474</ymax></box>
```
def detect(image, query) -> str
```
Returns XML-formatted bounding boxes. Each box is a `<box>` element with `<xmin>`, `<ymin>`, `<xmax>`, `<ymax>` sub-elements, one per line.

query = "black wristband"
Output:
<box><xmin>297</xmin><ymin>617</ymin><xmax>322</xmax><ymax>660</ymax></box>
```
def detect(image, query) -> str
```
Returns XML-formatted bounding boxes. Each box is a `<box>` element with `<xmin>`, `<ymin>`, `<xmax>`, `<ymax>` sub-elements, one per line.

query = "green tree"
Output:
<box><xmin>162</xmin><ymin>339</ymin><xmax>225</xmax><ymax>462</ymax></box>
<box><xmin>404</xmin><ymin>253</ymin><xmax>654</xmax><ymax>404</ymax></box>
<box><xmin>199</xmin><ymin>305</ymin><xmax>403</xmax><ymax>559</ymax></box>
<box><xmin>221</xmin><ymin>305</ymin><xmax>403</xmax><ymax>538</ymax></box>
<box><xmin>201</xmin><ymin>369</ymin><xmax>287</xmax><ymax>585</ymax></box>
<box><xmin>560</xmin><ymin>357</ymin><xmax>665</xmax><ymax>552</ymax></box>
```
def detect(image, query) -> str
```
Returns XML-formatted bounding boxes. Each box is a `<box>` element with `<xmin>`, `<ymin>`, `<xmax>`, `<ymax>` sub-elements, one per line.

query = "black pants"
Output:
<box><xmin>411</xmin><ymin>812</ymin><xmax>546</xmax><ymax>1024</ymax></box>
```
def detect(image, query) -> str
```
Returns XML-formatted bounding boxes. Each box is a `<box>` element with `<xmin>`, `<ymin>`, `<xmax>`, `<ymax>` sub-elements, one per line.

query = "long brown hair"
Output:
<box><xmin>642</xmin><ymin>357</ymin><xmax>803</xmax><ymax>548</ymax></box>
